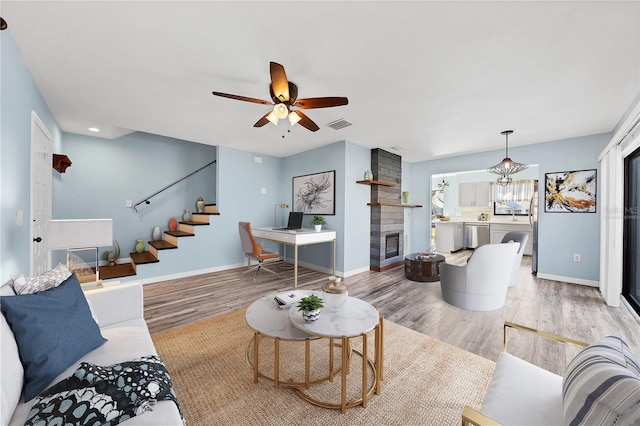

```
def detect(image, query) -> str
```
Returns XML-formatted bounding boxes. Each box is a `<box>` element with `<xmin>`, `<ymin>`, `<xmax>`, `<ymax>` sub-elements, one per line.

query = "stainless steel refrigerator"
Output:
<box><xmin>529</xmin><ymin>180</ymin><xmax>539</xmax><ymax>274</ymax></box>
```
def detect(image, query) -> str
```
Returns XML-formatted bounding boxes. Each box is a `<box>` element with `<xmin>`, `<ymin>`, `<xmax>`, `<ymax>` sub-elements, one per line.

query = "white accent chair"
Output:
<box><xmin>439</xmin><ymin>242</ymin><xmax>519</xmax><ymax>311</ymax></box>
<box><xmin>501</xmin><ymin>231</ymin><xmax>529</xmax><ymax>287</ymax></box>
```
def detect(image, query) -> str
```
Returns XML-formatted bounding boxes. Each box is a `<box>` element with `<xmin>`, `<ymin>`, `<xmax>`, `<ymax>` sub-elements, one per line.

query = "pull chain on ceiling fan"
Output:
<box><xmin>212</xmin><ymin>62</ymin><xmax>348</xmax><ymax>132</ymax></box>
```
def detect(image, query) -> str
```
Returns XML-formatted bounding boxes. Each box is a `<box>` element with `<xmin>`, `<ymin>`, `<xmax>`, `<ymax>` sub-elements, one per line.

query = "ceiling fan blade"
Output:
<box><xmin>212</xmin><ymin>91</ymin><xmax>272</xmax><ymax>106</ymax></box>
<box><xmin>294</xmin><ymin>111</ymin><xmax>320</xmax><ymax>132</ymax></box>
<box><xmin>254</xmin><ymin>112</ymin><xmax>271</xmax><ymax>128</ymax></box>
<box><xmin>293</xmin><ymin>97</ymin><xmax>349</xmax><ymax>109</ymax></box>
<box><xmin>270</xmin><ymin>62</ymin><xmax>290</xmax><ymax>102</ymax></box>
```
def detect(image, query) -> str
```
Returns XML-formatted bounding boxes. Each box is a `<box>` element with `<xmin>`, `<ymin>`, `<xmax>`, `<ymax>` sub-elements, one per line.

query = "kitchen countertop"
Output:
<box><xmin>435</xmin><ymin>218</ymin><xmax>530</xmax><ymax>225</ymax></box>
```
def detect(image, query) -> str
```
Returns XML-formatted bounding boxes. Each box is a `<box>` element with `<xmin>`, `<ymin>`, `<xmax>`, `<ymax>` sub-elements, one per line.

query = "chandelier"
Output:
<box><xmin>488</xmin><ymin>130</ymin><xmax>528</xmax><ymax>186</ymax></box>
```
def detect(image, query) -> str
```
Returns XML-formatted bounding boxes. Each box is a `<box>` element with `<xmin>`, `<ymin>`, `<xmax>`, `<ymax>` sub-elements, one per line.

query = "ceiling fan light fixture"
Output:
<box><xmin>288</xmin><ymin>111</ymin><xmax>301</xmax><ymax>126</ymax></box>
<box><xmin>266</xmin><ymin>111</ymin><xmax>279</xmax><ymax>126</ymax></box>
<box><xmin>273</xmin><ymin>103</ymin><xmax>288</xmax><ymax>120</ymax></box>
<box><xmin>488</xmin><ymin>130</ymin><xmax>528</xmax><ymax>184</ymax></box>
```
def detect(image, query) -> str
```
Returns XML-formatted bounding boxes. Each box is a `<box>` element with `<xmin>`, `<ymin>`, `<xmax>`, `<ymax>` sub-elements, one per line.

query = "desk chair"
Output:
<box><xmin>238</xmin><ymin>222</ymin><xmax>280</xmax><ymax>281</ymax></box>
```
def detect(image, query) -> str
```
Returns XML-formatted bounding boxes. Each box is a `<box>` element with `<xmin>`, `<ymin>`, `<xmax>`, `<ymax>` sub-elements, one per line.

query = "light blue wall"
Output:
<box><xmin>1</xmin><ymin>29</ymin><xmax>61</xmax><ymax>279</ymax></box>
<box><xmin>409</xmin><ymin>133</ymin><xmax>609</xmax><ymax>281</ymax></box>
<box><xmin>52</xmin><ymin>131</ymin><xmax>217</xmax><ymax>265</ymax></box>
<box><xmin>344</xmin><ymin>142</ymin><xmax>371</xmax><ymax>274</ymax></box>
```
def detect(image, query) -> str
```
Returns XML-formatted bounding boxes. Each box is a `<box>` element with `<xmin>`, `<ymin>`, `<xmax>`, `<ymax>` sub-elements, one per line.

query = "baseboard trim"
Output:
<box><xmin>536</xmin><ymin>273</ymin><xmax>599</xmax><ymax>287</ymax></box>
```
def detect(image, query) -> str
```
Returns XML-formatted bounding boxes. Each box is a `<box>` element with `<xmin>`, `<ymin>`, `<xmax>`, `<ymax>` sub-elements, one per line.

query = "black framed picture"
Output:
<box><xmin>292</xmin><ymin>170</ymin><xmax>335</xmax><ymax>215</ymax></box>
<box><xmin>544</xmin><ymin>169</ymin><xmax>596</xmax><ymax>213</ymax></box>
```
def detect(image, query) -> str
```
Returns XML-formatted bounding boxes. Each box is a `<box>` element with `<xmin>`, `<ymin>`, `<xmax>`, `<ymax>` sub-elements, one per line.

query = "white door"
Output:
<box><xmin>30</xmin><ymin>111</ymin><xmax>52</xmax><ymax>275</ymax></box>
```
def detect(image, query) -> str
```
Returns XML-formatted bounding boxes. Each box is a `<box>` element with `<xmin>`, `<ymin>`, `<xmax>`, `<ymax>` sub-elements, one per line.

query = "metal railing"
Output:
<box><xmin>131</xmin><ymin>160</ymin><xmax>216</xmax><ymax>212</ymax></box>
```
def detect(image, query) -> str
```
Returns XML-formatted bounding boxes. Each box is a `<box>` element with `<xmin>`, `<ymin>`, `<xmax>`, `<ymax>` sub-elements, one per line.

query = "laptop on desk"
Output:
<box><xmin>273</xmin><ymin>212</ymin><xmax>304</xmax><ymax>231</ymax></box>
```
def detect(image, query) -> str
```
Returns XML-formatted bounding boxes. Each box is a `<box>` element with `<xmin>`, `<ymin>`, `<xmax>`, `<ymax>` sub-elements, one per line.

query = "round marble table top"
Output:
<box><xmin>289</xmin><ymin>292</ymin><xmax>379</xmax><ymax>338</ymax></box>
<box><xmin>245</xmin><ymin>293</ymin><xmax>314</xmax><ymax>340</ymax></box>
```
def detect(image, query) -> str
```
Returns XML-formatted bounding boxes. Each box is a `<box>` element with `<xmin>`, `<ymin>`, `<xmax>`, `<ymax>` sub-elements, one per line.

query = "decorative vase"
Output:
<box><xmin>364</xmin><ymin>170</ymin><xmax>373</xmax><ymax>180</ymax></box>
<box><xmin>169</xmin><ymin>218</ymin><xmax>178</xmax><ymax>232</ymax></box>
<box><xmin>196</xmin><ymin>198</ymin><xmax>205</xmax><ymax>213</ymax></box>
<box><xmin>403</xmin><ymin>191</ymin><xmax>410</xmax><ymax>204</ymax></box>
<box><xmin>314</xmin><ymin>224</ymin><xmax>322</xmax><ymax>232</ymax></box>
<box><xmin>183</xmin><ymin>209</ymin><xmax>192</xmax><ymax>222</ymax></box>
<box><xmin>135</xmin><ymin>239</ymin><xmax>145</xmax><ymax>253</ymax></box>
<box><xmin>302</xmin><ymin>309</ymin><xmax>320</xmax><ymax>322</ymax></box>
<box><xmin>152</xmin><ymin>226</ymin><xmax>161</xmax><ymax>241</ymax></box>
<box><xmin>322</xmin><ymin>276</ymin><xmax>348</xmax><ymax>310</ymax></box>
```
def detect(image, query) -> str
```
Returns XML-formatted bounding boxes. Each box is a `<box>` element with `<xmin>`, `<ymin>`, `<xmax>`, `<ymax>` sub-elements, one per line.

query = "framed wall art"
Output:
<box><xmin>544</xmin><ymin>169</ymin><xmax>596</xmax><ymax>213</ymax></box>
<box><xmin>292</xmin><ymin>170</ymin><xmax>335</xmax><ymax>215</ymax></box>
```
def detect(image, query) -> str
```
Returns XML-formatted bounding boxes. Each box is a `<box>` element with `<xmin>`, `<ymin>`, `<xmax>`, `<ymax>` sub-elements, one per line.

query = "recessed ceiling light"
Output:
<box><xmin>88</xmin><ymin>127</ymin><xmax>100</xmax><ymax>132</ymax></box>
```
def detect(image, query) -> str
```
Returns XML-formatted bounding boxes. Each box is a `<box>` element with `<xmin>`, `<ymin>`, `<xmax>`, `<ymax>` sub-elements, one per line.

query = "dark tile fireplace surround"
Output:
<box><xmin>370</xmin><ymin>149</ymin><xmax>404</xmax><ymax>271</ymax></box>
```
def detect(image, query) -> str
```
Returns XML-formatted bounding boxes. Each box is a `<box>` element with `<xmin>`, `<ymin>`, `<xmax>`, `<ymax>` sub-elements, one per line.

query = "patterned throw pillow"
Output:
<box><xmin>11</xmin><ymin>263</ymin><xmax>72</xmax><ymax>295</ymax></box>
<box><xmin>562</xmin><ymin>335</ymin><xmax>640</xmax><ymax>425</ymax></box>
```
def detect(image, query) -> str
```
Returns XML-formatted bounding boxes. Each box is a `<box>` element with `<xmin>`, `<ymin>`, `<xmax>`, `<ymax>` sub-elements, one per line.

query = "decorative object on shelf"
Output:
<box><xmin>364</xmin><ymin>170</ymin><xmax>373</xmax><ymax>180</ymax></box>
<box><xmin>168</xmin><ymin>218</ymin><xmax>178</xmax><ymax>232</ymax></box>
<box><xmin>135</xmin><ymin>239</ymin><xmax>145</xmax><ymax>253</ymax></box>
<box><xmin>293</xmin><ymin>170</ymin><xmax>335</xmax><ymax>215</ymax></box>
<box><xmin>322</xmin><ymin>276</ymin><xmax>348</xmax><ymax>310</ymax></box>
<box><xmin>152</xmin><ymin>226</ymin><xmax>162</xmax><ymax>241</ymax></box>
<box><xmin>544</xmin><ymin>169</ymin><xmax>596</xmax><ymax>213</ymax></box>
<box><xmin>52</xmin><ymin>154</ymin><xmax>72</xmax><ymax>173</ymax></box>
<box><xmin>297</xmin><ymin>294</ymin><xmax>324</xmax><ymax>322</ymax></box>
<box><xmin>182</xmin><ymin>209</ymin><xmax>192</xmax><ymax>222</ymax></box>
<box><xmin>488</xmin><ymin>130</ymin><xmax>528</xmax><ymax>186</ymax></box>
<box><xmin>311</xmin><ymin>215</ymin><xmax>326</xmax><ymax>232</ymax></box>
<box><xmin>403</xmin><ymin>191</ymin><xmax>410</xmax><ymax>204</ymax></box>
<box><xmin>103</xmin><ymin>240</ymin><xmax>120</xmax><ymax>267</ymax></box>
<box><xmin>196</xmin><ymin>197</ymin><xmax>205</xmax><ymax>213</ymax></box>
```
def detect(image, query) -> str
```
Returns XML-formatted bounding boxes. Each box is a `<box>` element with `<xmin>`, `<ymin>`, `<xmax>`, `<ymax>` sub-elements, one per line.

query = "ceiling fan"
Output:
<box><xmin>212</xmin><ymin>62</ymin><xmax>348</xmax><ymax>132</ymax></box>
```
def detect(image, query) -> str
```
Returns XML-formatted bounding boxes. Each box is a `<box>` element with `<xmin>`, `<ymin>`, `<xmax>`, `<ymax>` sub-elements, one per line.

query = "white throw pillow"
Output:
<box><xmin>11</xmin><ymin>263</ymin><xmax>72</xmax><ymax>295</ymax></box>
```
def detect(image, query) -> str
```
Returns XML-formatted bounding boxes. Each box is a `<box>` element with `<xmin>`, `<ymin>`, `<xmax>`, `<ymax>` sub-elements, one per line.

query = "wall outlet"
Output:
<box><xmin>573</xmin><ymin>253</ymin><xmax>581</xmax><ymax>262</ymax></box>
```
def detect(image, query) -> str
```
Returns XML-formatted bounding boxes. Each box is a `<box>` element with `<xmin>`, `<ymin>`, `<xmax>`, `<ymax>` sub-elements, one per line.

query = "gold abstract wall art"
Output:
<box><xmin>544</xmin><ymin>169</ymin><xmax>596</xmax><ymax>213</ymax></box>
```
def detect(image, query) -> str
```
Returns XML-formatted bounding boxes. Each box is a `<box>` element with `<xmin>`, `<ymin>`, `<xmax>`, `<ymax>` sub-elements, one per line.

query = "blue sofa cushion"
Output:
<box><xmin>0</xmin><ymin>274</ymin><xmax>107</xmax><ymax>401</ymax></box>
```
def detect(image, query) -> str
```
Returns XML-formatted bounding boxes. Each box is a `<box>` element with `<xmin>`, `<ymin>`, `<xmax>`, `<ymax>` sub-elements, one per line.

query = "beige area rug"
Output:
<box><xmin>152</xmin><ymin>308</ymin><xmax>495</xmax><ymax>426</ymax></box>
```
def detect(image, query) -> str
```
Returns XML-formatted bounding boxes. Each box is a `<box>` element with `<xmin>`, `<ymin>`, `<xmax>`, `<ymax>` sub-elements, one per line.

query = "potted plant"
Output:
<box><xmin>297</xmin><ymin>294</ymin><xmax>324</xmax><ymax>322</ymax></box>
<box><xmin>311</xmin><ymin>215</ymin><xmax>326</xmax><ymax>232</ymax></box>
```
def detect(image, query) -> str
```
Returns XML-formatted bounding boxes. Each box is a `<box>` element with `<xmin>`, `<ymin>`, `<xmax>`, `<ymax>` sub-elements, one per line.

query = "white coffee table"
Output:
<box><xmin>289</xmin><ymin>294</ymin><xmax>383</xmax><ymax>413</ymax></box>
<box><xmin>245</xmin><ymin>293</ymin><xmax>338</xmax><ymax>389</ymax></box>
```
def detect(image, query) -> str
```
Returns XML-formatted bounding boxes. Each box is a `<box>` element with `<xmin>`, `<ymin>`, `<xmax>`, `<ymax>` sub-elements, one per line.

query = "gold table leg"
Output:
<box><xmin>341</xmin><ymin>335</ymin><xmax>348</xmax><ymax>413</ymax></box>
<box><xmin>274</xmin><ymin>337</ymin><xmax>280</xmax><ymax>388</ymax></box>
<box><xmin>362</xmin><ymin>333</ymin><xmax>368</xmax><ymax>407</ymax></box>
<box><xmin>305</xmin><ymin>339</ymin><xmax>310</xmax><ymax>389</ymax></box>
<box><xmin>253</xmin><ymin>332</ymin><xmax>259</xmax><ymax>383</ymax></box>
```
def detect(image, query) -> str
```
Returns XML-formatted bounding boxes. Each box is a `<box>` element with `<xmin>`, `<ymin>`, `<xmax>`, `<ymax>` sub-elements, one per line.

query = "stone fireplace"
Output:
<box><xmin>370</xmin><ymin>148</ymin><xmax>404</xmax><ymax>271</ymax></box>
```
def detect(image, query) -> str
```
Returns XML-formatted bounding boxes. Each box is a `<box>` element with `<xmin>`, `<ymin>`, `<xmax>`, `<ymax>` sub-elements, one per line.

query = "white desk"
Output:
<box><xmin>252</xmin><ymin>227</ymin><xmax>336</xmax><ymax>288</ymax></box>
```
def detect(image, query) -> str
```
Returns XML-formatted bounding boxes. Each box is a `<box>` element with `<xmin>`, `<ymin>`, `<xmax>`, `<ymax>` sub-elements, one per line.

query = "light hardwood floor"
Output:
<box><xmin>143</xmin><ymin>251</ymin><xmax>640</xmax><ymax>375</ymax></box>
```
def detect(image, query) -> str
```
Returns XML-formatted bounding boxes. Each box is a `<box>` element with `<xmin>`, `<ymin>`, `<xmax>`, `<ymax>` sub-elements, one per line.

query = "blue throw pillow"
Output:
<box><xmin>0</xmin><ymin>274</ymin><xmax>107</xmax><ymax>401</ymax></box>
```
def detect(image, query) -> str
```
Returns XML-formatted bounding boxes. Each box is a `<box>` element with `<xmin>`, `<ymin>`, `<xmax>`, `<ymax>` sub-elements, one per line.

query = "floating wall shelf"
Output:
<box><xmin>367</xmin><ymin>202</ymin><xmax>423</xmax><ymax>208</ymax></box>
<box><xmin>356</xmin><ymin>180</ymin><xmax>396</xmax><ymax>187</ymax></box>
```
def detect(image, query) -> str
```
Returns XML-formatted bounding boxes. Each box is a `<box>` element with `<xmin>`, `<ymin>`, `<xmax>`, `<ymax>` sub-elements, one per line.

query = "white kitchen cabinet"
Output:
<box><xmin>459</xmin><ymin>182</ymin><xmax>491</xmax><ymax>207</ymax></box>
<box><xmin>490</xmin><ymin>223</ymin><xmax>533</xmax><ymax>255</ymax></box>
<box><xmin>435</xmin><ymin>222</ymin><xmax>464</xmax><ymax>253</ymax></box>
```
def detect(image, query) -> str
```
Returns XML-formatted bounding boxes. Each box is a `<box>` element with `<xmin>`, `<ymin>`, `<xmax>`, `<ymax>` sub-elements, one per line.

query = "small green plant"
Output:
<box><xmin>297</xmin><ymin>294</ymin><xmax>324</xmax><ymax>312</ymax></box>
<box><xmin>311</xmin><ymin>215</ymin><xmax>326</xmax><ymax>226</ymax></box>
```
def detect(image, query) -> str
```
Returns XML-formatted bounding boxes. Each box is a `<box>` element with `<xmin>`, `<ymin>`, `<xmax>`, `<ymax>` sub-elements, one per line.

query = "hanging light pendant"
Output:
<box><xmin>488</xmin><ymin>130</ymin><xmax>528</xmax><ymax>186</ymax></box>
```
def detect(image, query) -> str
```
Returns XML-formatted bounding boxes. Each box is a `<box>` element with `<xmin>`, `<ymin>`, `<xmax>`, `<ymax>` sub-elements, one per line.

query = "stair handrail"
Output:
<box><xmin>131</xmin><ymin>159</ymin><xmax>216</xmax><ymax>212</ymax></box>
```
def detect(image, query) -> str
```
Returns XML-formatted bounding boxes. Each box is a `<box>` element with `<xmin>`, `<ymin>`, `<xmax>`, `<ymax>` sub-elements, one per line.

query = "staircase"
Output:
<box><xmin>99</xmin><ymin>204</ymin><xmax>219</xmax><ymax>280</ymax></box>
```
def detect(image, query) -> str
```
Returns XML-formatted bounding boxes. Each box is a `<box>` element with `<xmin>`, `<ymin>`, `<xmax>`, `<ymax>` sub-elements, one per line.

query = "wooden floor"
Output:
<box><xmin>143</xmin><ymin>251</ymin><xmax>640</xmax><ymax>375</ymax></box>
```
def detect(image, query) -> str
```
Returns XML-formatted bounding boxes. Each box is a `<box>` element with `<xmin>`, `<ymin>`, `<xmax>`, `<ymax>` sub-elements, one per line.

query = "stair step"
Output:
<box><xmin>149</xmin><ymin>240</ymin><xmax>177</xmax><ymax>250</ymax></box>
<box><xmin>193</xmin><ymin>212</ymin><xmax>220</xmax><ymax>216</ymax></box>
<box><xmin>165</xmin><ymin>230</ymin><xmax>195</xmax><ymax>237</ymax></box>
<box><xmin>130</xmin><ymin>251</ymin><xmax>159</xmax><ymax>264</ymax></box>
<box><xmin>99</xmin><ymin>263</ymin><xmax>136</xmax><ymax>280</ymax></box>
<box><xmin>179</xmin><ymin>221</ymin><xmax>208</xmax><ymax>226</ymax></box>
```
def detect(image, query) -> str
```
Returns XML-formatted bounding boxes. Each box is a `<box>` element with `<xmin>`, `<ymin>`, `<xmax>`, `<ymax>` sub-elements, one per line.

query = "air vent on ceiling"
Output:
<box><xmin>327</xmin><ymin>118</ymin><xmax>352</xmax><ymax>130</ymax></box>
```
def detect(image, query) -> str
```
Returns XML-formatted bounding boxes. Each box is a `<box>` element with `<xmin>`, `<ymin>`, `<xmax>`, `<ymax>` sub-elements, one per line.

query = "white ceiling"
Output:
<box><xmin>3</xmin><ymin>1</ymin><xmax>639</xmax><ymax>162</ymax></box>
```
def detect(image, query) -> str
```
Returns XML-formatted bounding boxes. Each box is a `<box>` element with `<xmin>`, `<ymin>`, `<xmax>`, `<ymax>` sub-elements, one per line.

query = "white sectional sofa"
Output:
<box><xmin>1</xmin><ymin>278</ymin><xmax>183</xmax><ymax>425</ymax></box>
